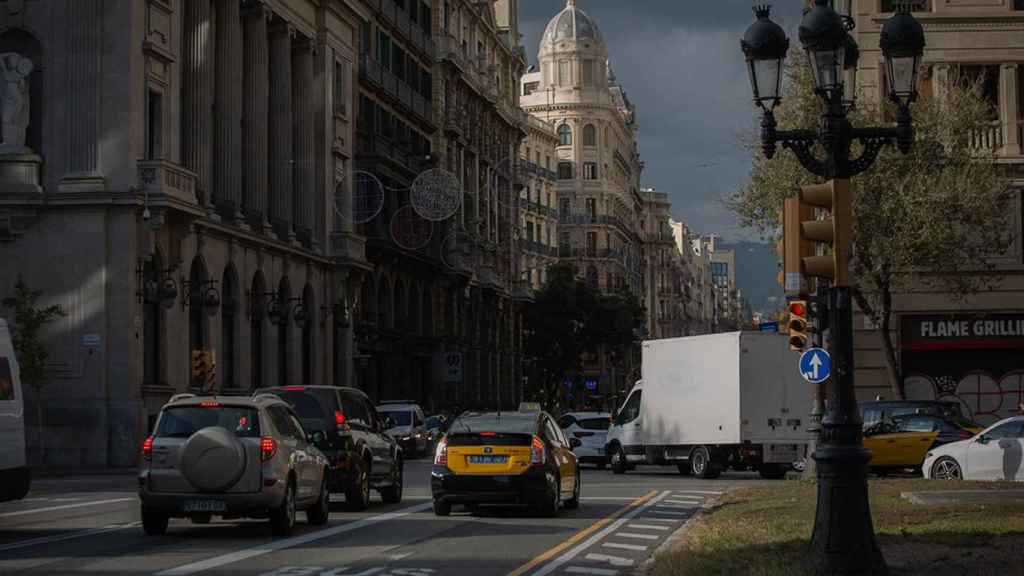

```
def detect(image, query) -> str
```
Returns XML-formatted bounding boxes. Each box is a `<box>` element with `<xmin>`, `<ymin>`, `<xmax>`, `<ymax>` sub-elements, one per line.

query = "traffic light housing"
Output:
<box><xmin>788</xmin><ymin>299</ymin><xmax>810</xmax><ymax>351</ymax></box>
<box><xmin>783</xmin><ymin>179</ymin><xmax>853</xmax><ymax>292</ymax></box>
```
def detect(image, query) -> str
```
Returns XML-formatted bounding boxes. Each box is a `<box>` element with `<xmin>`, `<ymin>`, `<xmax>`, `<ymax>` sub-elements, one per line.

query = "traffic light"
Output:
<box><xmin>783</xmin><ymin>179</ymin><xmax>853</xmax><ymax>291</ymax></box>
<box><xmin>788</xmin><ymin>299</ymin><xmax>810</xmax><ymax>351</ymax></box>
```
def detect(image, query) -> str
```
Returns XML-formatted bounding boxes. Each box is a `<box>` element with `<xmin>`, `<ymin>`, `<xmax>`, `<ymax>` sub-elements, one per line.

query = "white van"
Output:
<box><xmin>0</xmin><ymin>318</ymin><xmax>30</xmax><ymax>502</ymax></box>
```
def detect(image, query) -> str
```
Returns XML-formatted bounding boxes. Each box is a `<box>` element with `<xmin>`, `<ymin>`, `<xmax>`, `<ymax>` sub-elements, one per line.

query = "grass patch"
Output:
<box><xmin>648</xmin><ymin>479</ymin><xmax>1024</xmax><ymax>576</ymax></box>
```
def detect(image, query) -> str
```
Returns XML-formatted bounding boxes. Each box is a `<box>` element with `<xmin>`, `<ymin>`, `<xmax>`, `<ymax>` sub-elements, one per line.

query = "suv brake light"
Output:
<box><xmin>335</xmin><ymin>410</ymin><xmax>348</xmax><ymax>430</ymax></box>
<box><xmin>531</xmin><ymin>435</ymin><xmax>546</xmax><ymax>466</ymax></box>
<box><xmin>434</xmin><ymin>438</ymin><xmax>448</xmax><ymax>466</ymax></box>
<box><xmin>200</xmin><ymin>400</ymin><xmax>220</xmax><ymax>407</ymax></box>
<box><xmin>141</xmin><ymin>436</ymin><xmax>154</xmax><ymax>461</ymax></box>
<box><xmin>260</xmin><ymin>436</ymin><xmax>277</xmax><ymax>461</ymax></box>
<box><xmin>282</xmin><ymin>386</ymin><xmax>306</xmax><ymax>391</ymax></box>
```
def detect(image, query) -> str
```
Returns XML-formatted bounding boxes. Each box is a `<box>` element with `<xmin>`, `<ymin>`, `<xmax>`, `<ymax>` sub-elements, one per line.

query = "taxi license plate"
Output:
<box><xmin>182</xmin><ymin>500</ymin><xmax>226</xmax><ymax>513</ymax></box>
<box><xmin>468</xmin><ymin>455</ymin><xmax>507</xmax><ymax>464</ymax></box>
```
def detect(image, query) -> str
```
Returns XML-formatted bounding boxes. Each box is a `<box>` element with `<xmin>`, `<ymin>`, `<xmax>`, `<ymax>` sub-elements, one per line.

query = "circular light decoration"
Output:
<box><xmin>411</xmin><ymin>168</ymin><xmax>462</xmax><ymax>222</ymax></box>
<box><xmin>335</xmin><ymin>170</ymin><xmax>385</xmax><ymax>225</ymax></box>
<box><xmin>390</xmin><ymin>205</ymin><xmax>434</xmax><ymax>251</ymax></box>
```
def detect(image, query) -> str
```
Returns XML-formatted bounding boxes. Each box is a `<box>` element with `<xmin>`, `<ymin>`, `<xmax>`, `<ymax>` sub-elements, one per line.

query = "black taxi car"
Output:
<box><xmin>431</xmin><ymin>411</ymin><xmax>581</xmax><ymax>517</ymax></box>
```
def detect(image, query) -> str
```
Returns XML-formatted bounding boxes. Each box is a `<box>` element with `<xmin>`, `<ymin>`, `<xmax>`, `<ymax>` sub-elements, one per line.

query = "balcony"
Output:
<box><xmin>137</xmin><ymin>160</ymin><xmax>204</xmax><ymax>215</ymax></box>
<box><xmin>518</xmin><ymin>239</ymin><xmax>557</xmax><ymax>257</ymax></box>
<box><xmin>970</xmin><ymin>120</ymin><xmax>1003</xmax><ymax>153</ymax></box>
<box><xmin>645</xmin><ymin>232</ymin><xmax>675</xmax><ymax>244</ymax></box>
<box><xmin>518</xmin><ymin>198</ymin><xmax>557</xmax><ymax>218</ymax></box>
<box><xmin>359</xmin><ymin>53</ymin><xmax>383</xmax><ymax>87</ymax></box>
<box><xmin>435</xmin><ymin>34</ymin><xmax>466</xmax><ymax>70</ymax></box>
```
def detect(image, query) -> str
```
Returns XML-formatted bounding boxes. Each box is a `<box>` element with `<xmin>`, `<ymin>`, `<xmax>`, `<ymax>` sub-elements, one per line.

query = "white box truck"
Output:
<box><xmin>0</xmin><ymin>317</ymin><xmax>30</xmax><ymax>501</ymax></box>
<box><xmin>605</xmin><ymin>332</ymin><xmax>811</xmax><ymax>479</ymax></box>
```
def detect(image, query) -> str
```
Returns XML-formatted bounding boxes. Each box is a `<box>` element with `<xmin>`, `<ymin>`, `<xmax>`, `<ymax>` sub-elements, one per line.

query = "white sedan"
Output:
<box><xmin>923</xmin><ymin>416</ymin><xmax>1024</xmax><ymax>481</ymax></box>
<box><xmin>558</xmin><ymin>412</ymin><xmax>612</xmax><ymax>468</ymax></box>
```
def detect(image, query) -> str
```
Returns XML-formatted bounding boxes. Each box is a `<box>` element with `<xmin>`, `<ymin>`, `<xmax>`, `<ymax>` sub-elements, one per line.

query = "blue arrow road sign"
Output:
<box><xmin>799</xmin><ymin>348</ymin><xmax>831</xmax><ymax>384</ymax></box>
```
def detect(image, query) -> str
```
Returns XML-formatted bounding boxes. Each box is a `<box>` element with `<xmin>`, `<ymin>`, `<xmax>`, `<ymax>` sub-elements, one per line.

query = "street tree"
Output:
<box><xmin>3</xmin><ymin>276</ymin><xmax>65</xmax><ymax>463</ymax></box>
<box><xmin>729</xmin><ymin>62</ymin><xmax>1013</xmax><ymax>400</ymax></box>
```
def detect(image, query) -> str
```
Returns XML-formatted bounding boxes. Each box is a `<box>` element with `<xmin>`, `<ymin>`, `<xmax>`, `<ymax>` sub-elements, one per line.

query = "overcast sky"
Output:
<box><xmin>519</xmin><ymin>0</ymin><xmax>804</xmax><ymax>242</ymax></box>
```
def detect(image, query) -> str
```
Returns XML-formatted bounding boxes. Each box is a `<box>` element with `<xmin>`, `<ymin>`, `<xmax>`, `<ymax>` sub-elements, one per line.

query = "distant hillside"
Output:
<box><xmin>716</xmin><ymin>241</ymin><xmax>784</xmax><ymax>315</ymax></box>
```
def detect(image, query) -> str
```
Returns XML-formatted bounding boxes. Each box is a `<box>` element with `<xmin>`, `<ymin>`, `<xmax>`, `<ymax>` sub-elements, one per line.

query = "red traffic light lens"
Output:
<box><xmin>789</xmin><ymin>302</ymin><xmax>807</xmax><ymax>316</ymax></box>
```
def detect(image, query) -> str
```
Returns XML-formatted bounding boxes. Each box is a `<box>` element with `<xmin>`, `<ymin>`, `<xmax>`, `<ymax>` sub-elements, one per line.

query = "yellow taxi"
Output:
<box><xmin>431</xmin><ymin>411</ymin><xmax>581</xmax><ymax>517</ymax></box>
<box><xmin>865</xmin><ymin>413</ymin><xmax>984</xmax><ymax>474</ymax></box>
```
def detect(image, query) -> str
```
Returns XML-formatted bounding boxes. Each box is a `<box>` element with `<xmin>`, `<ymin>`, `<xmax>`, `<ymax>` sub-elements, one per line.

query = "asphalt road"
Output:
<box><xmin>0</xmin><ymin>461</ymin><xmax>781</xmax><ymax>576</ymax></box>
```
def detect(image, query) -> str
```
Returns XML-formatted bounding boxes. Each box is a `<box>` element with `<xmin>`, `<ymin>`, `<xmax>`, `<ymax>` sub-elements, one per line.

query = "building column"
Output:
<box><xmin>181</xmin><ymin>0</ymin><xmax>215</xmax><ymax>211</ymax></box>
<box><xmin>214</xmin><ymin>0</ymin><xmax>245</xmax><ymax>224</ymax></box>
<box><xmin>292</xmin><ymin>36</ymin><xmax>316</xmax><ymax>247</ymax></box>
<box><xmin>269</xmin><ymin>21</ymin><xmax>296</xmax><ymax>241</ymax></box>
<box><xmin>243</xmin><ymin>1</ymin><xmax>272</xmax><ymax>233</ymax></box>
<box><xmin>60</xmin><ymin>0</ymin><xmax>105</xmax><ymax>191</ymax></box>
<box><xmin>1000</xmin><ymin>63</ymin><xmax>1021</xmax><ymax>158</ymax></box>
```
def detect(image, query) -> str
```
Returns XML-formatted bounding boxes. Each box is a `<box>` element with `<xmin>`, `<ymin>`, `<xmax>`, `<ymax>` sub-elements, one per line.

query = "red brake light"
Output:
<box><xmin>200</xmin><ymin>400</ymin><xmax>220</xmax><ymax>407</ymax></box>
<box><xmin>531</xmin><ymin>435</ymin><xmax>546</xmax><ymax>466</ymax></box>
<box><xmin>335</xmin><ymin>410</ymin><xmax>347</xmax><ymax>429</ymax></box>
<box><xmin>434</xmin><ymin>438</ymin><xmax>448</xmax><ymax>466</ymax></box>
<box><xmin>282</xmin><ymin>386</ymin><xmax>306</xmax><ymax>391</ymax></box>
<box><xmin>141</xmin><ymin>436</ymin><xmax>154</xmax><ymax>461</ymax></box>
<box><xmin>480</xmin><ymin>431</ymin><xmax>497</xmax><ymax>437</ymax></box>
<box><xmin>260</xmin><ymin>436</ymin><xmax>277</xmax><ymax>461</ymax></box>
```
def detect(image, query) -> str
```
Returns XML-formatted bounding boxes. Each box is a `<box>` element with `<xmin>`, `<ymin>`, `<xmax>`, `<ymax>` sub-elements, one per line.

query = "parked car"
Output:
<box><xmin>138</xmin><ymin>393</ymin><xmax>330</xmax><ymax>536</ymax></box>
<box><xmin>924</xmin><ymin>416</ymin><xmax>1024</xmax><ymax>481</ymax></box>
<box><xmin>0</xmin><ymin>318</ymin><xmax>30</xmax><ymax>503</ymax></box>
<box><xmin>377</xmin><ymin>401</ymin><xmax>428</xmax><ymax>458</ymax></box>
<box><xmin>860</xmin><ymin>400</ymin><xmax>973</xmax><ymax>429</ymax></box>
<box><xmin>558</xmin><ymin>412</ymin><xmax>612</xmax><ymax>468</ymax></box>
<box><xmin>423</xmin><ymin>414</ymin><xmax>447</xmax><ymax>451</ymax></box>
<box><xmin>256</xmin><ymin>386</ymin><xmax>404</xmax><ymax>510</ymax></box>
<box><xmin>431</xmin><ymin>410</ymin><xmax>581</xmax><ymax>517</ymax></box>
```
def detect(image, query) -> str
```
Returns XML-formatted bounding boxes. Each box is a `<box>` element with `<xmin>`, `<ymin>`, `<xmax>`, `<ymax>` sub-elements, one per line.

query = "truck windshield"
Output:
<box><xmin>614</xmin><ymin>392</ymin><xmax>642</xmax><ymax>425</ymax></box>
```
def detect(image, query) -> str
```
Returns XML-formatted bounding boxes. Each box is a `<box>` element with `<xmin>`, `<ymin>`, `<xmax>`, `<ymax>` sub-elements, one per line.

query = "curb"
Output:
<box><xmin>635</xmin><ymin>494</ymin><xmax>722</xmax><ymax>575</ymax></box>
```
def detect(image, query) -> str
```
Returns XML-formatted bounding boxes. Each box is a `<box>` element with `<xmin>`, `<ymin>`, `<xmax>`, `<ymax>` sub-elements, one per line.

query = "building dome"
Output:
<box><xmin>540</xmin><ymin>0</ymin><xmax>603</xmax><ymax>50</ymax></box>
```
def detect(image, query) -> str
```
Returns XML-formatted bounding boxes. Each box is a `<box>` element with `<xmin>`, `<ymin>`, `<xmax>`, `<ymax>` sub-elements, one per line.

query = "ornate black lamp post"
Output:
<box><xmin>742</xmin><ymin>2</ymin><xmax>925</xmax><ymax>574</ymax></box>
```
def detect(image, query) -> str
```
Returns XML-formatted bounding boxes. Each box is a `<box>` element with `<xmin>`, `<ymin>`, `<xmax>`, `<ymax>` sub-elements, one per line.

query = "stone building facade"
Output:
<box><xmin>518</xmin><ymin>115</ymin><xmax>559</xmax><ymax>291</ymax></box>
<box><xmin>851</xmin><ymin>0</ymin><xmax>1024</xmax><ymax>424</ymax></box>
<box><xmin>0</xmin><ymin>0</ymin><xmax>363</xmax><ymax>467</ymax></box>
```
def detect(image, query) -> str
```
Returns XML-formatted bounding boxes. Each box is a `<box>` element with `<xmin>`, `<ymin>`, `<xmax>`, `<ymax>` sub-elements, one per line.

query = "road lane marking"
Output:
<box><xmin>155</xmin><ymin>503</ymin><xmax>432</xmax><ymax>576</ymax></box>
<box><xmin>614</xmin><ymin>532</ymin><xmax>659</xmax><ymax>540</ymax></box>
<box><xmin>0</xmin><ymin>522</ymin><xmax>141</xmax><ymax>552</ymax></box>
<box><xmin>643</xmin><ymin>518</ymin><xmax>679</xmax><ymax>522</ymax></box>
<box><xmin>520</xmin><ymin>491</ymin><xmax>672</xmax><ymax>576</ymax></box>
<box><xmin>565</xmin><ymin>567</ymin><xmax>618</xmax><ymax>575</ymax></box>
<box><xmin>505</xmin><ymin>490</ymin><xmax>659</xmax><ymax>576</ymax></box>
<box><xmin>602</xmin><ymin>542</ymin><xmax>648</xmax><ymax>552</ymax></box>
<box><xmin>579</xmin><ymin>497</ymin><xmax>648</xmax><ymax>501</ymax></box>
<box><xmin>627</xmin><ymin>523</ymin><xmax>670</xmax><ymax>531</ymax></box>
<box><xmin>664</xmin><ymin>498</ymin><xmax>702</xmax><ymax>504</ymax></box>
<box><xmin>583</xmin><ymin>553</ymin><xmax>634</xmax><ymax>567</ymax></box>
<box><xmin>674</xmin><ymin>490</ymin><xmax>722</xmax><ymax>495</ymax></box>
<box><xmin>0</xmin><ymin>497</ymin><xmax>135</xmax><ymax>518</ymax></box>
<box><xmin>652</xmin><ymin>510</ymin><xmax>689</xmax><ymax>516</ymax></box>
<box><xmin>656</xmin><ymin>504</ymin><xmax>698</xmax><ymax>509</ymax></box>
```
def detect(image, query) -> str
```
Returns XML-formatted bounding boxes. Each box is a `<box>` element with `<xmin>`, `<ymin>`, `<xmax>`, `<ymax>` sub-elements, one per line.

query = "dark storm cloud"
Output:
<box><xmin>519</xmin><ymin>1</ymin><xmax>804</xmax><ymax>240</ymax></box>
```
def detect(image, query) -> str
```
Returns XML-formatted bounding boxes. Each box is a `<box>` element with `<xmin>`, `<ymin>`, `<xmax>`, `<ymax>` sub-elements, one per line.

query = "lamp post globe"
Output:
<box><xmin>880</xmin><ymin>4</ymin><xmax>926</xmax><ymax>107</ymax></box>
<box><xmin>741</xmin><ymin>5</ymin><xmax>789</xmax><ymax>111</ymax></box>
<box><xmin>842</xmin><ymin>33</ymin><xmax>861</xmax><ymax>112</ymax></box>
<box><xmin>799</xmin><ymin>0</ymin><xmax>847</xmax><ymax>97</ymax></box>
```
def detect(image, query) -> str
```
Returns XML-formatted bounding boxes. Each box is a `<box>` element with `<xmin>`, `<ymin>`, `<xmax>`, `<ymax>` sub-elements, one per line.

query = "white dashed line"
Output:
<box><xmin>583</xmin><ymin>553</ymin><xmax>635</xmax><ymax>567</ymax></box>
<box><xmin>652</xmin><ymin>510</ymin><xmax>689</xmax><ymax>516</ymax></box>
<box><xmin>627</xmin><ymin>523</ymin><xmax>670</xmax><ymax>531</ymax></box>
<box><xmin>602</xmin><ymin>542</ymin><xmax>648</xmax><ymax>552</ymax></box>
<box><xmin>0</xmin><ymin>522</ymin><xmax>141</xmax><ymax>552</ymax></box>
<box><xmin>615</xmin><ymin>532</ymin><xmax>659</xmax><ymax>540</ymax></box>
<box><xmin>0</xmin><ymin>498</ymin><xmax>135</xmax><ymax>518</ymax></box>
<box><xmin>643</xmin><ymin>517</ymin><xmax>680</xmax><ymax>522</ymax></box>
<box><xmin>664</xmin><ymin>498</ymin><xmax>703</xmax><ymax>504</ymax></box>
<box><xmin>565</xmin><ymin>566</ymin><xmax>619</xmax><ymax>575</ymax></box>
<box><xmin>674</xmin><ymin>490</ymin><xmax>722</xmax><ymax>495</ymax></box>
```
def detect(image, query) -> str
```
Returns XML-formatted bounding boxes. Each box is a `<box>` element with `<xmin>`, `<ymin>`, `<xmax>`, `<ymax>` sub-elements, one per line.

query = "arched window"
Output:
<box><xmin>221</xmin><ymin>265</ymin><xmax>239</xmax><ymax>389</ymax></box>
<box><xmin>277</xmin><ymin>277</ymin><xmax>292</xmax><ymax>386</ymax></box>
<box><xmin>301</xmin><ymin>284</ymin><xmax>315</xmax><ymax>385</ymax></box>
<box><xmin>188</xmin><ymin>256</ymin><xmax>209</xmax><ymax>362</ymax></box>
<box><xmin>557</xmin><ymin>123</ymin><xmax>572</xmax><ymax>146</ymax></box>
<box><xmin>250</xmin><ymin>272</ymin><xmax>266</xmax><ymax>391</ymax></box>
<box><xmin>142</xmin><ymin>252</ymin><xmax>163</xmax><ymax>386</ymax></box>
<box><xmin>583</xmin><ymin>124</ymin><xmax>597</xmax><ymax>147</ymax></box>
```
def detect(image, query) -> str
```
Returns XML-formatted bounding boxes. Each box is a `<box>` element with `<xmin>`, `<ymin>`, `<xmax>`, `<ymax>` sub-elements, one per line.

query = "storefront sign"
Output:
<box><xmin>902</xmin><ymin>314</ymin><xmax>1024</xmax><ymax>350</ymax></box>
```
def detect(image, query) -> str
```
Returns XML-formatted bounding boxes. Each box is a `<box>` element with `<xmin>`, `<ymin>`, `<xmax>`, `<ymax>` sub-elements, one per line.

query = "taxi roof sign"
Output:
<box><xmin>518</xmin><ymin>402</ymin><xmax>542</xmax><ymax>413</ymax></box>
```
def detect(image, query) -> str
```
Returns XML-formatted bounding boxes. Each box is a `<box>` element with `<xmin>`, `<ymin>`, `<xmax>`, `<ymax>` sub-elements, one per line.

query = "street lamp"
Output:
<box><xmin>741</xmin><ymin>1</ymin><xmax>925</xmax><ymax>574</ymax></box>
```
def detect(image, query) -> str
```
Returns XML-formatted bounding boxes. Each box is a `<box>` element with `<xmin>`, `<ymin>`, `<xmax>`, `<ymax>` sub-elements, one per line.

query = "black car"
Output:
<box><xmin>256</xmin><ymin>386</ymin><xmax>403</xmax><ymax>510</ymax></box>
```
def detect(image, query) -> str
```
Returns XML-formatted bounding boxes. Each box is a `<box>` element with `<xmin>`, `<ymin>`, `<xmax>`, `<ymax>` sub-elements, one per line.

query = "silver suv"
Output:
<box><xmin>138</xmin><ymin>393</ymin><xmax>330</xmax><ymax>536</ymax></box>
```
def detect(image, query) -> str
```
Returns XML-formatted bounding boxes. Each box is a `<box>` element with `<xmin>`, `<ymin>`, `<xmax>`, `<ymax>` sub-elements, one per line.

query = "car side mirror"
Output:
<box><xmin>309</xmin><ymin>431</ymin><xmax>325</xmax><ymax>445</ymax></box>
<box><xmin>570</xmin><ymin>437</ymin><xmax>582</xmax><ymax>449</ymax></box>
<box><xmin>382</xmin><ymin>416</ymin><xmax>393</xmax><ymax>429</ymax></box>
<box><xmin>977</xmin><ymin>435</ymin><xmax>990</xmax><ymax>445</ymax></box>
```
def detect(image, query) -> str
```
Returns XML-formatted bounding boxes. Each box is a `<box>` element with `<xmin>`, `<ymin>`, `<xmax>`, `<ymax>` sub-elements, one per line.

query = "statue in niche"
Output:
<box><xmin>0</xmin><ymin>52</ymin><xmax>33</xmax><ymax>152</ymax></box>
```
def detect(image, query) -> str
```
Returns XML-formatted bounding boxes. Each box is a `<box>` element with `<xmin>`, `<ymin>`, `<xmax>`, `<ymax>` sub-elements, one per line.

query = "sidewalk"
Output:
<box><xmin>901</xmin><ymin>489</ymin><xmax>1024</xmax><ymax>506</ymax></box>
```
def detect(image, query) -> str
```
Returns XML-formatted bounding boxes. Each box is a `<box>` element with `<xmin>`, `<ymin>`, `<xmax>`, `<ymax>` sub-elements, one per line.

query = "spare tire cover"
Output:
<box><xmin>180</xmin><ymin>426</ymin><xmax>247</xmax><ymax>493</ymax></box>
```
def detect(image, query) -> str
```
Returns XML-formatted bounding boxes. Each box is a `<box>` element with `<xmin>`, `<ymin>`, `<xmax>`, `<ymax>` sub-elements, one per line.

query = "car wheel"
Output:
<box><xmin>141</xmin><ymin>507</ymin><xmax>169</xmax><ymax>536</ymax></box>
<box><xmin>270</xmin><ymin>479</ymin><xmax>296</xmax><ymax>536</ymax></box>
<box><xmin>432</xmin><ymin>499</ymin><xmax>451</xmax><ymax>516</ymax></box>
<box><xmin>380</xmin><ymin>455</ymin><xmax>404</xmax><ymax>504</ymax></box>
<box><xmin>931</xmin><ymin>456</ymin><xmax>963</xmax><ymax>480</ymax></box>
<box><xmin>563</xmin><ymin>472</ymin><xmax>581</xmax><ymax>510</ymax></box>
<box><xmin>610</xmin><ymin>445</ymin><xmax>628</xmax><ymax>475</ymax></box>
<box><xmin>691</xmin><ymin>446</ymin><xmax>720</xmax><ymax>479</ymax></box>
<box><xmin>537</xmin><ymin>473</ymin><xmax>560</xmax><ymax>518</ymax></box>
<box><xmin>306</xmin><ymin>474</ymin><xmax>330</xmax><ymax>526</ymax></box>
<box><xmin>345</xmin><ymin>458</ymin><xmax>371</xmax><ymax>511</ymax></box>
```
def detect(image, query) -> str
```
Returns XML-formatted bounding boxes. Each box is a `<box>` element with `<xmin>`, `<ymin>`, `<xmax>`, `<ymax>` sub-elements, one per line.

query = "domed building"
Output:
<box><xmin>521</xmin><ymin>0</ymin><xmax>645</xmax><ymax>297</ymax></box>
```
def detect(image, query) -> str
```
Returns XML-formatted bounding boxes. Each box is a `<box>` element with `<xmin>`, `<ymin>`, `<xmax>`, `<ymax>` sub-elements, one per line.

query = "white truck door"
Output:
<box><xmin>611</xmin><ymin>389</ymin><xmax>644</xmax><ymax>462</ymax></box>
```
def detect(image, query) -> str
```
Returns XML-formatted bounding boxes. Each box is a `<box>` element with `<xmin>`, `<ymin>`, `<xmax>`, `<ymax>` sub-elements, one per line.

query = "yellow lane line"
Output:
<box><xmin>506</xmin><ymin>489</ymin><xmax>658</xmax><ymax>576</ymax></box>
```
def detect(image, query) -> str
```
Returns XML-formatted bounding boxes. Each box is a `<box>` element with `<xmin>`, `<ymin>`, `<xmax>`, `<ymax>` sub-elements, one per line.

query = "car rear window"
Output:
<box><xmin>155</xmin><ymin>406</ymin><xmax>261</xmax><ymax>438</ymax></box>
<box><xmin>380</xmin><ymin>410</ymin><xmax>412</xmax><ymax>426</ymax></box>
<box><xmin>267</xmin><ymin>389</ymin><xmax>338</xmax><ymax>432</ymax></box>
<box><xmin>448</xmin><ymin>414</ymin><xmax>537</xmax><ymax>435</ymax></box>
<box><xmin>578</xmin><ymin>417</ymin><xmax>610</xmax><ymax>431</ymax></box>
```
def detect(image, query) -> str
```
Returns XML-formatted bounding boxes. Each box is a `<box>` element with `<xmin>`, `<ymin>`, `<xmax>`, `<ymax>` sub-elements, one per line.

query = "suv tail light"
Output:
<box><xmin>434</xmin><ymin>438</ymin><xmax>448</xmax><ymax>466</ymax></box>
<box><xmin>530</xmin><ymin>435</ymin><xmax>546</xmax><ymax>466</ymax></box>
<box><xmin>335</xmin><ymin>410</ymin><xmax>349</xmax><ymax>430</ymax></box>
<box><xmin>141</xmin><ymin>436</ymin><xmax>154</xmax><ymax>461</ymax></box>
<box><xmin>260</xmin><ymin>436</ymin><xmax>277</xmax><ymax>462</ymax></box>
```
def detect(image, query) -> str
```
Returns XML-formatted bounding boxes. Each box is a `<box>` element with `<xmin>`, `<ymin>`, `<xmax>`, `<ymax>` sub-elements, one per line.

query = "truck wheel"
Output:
<box><xmin>610</xmin><ymin>445</ymin><xmax>628</xmax><ymax>475</ymax></box>
<box><xmin>677</xmin><ymin>463</ymin><xmax>692</xmax><ymax>476</ymax></box>
<box><xmin>757</xmin><ymin>464</ymin><xmax>789</xmax><ymax>480</ymax></box>
<box><xmin>691</xmin><ymin>446</ymin><xmax>721</xmax><ymax>479</ymax></box>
